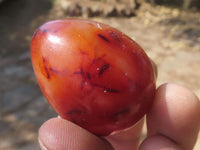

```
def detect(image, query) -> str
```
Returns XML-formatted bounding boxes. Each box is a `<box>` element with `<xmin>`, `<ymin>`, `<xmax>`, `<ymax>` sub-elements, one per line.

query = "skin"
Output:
<box><xmin>38</xmin><ymin>83</ymin><xmax>200</xmax><ymax>150</ymax></box>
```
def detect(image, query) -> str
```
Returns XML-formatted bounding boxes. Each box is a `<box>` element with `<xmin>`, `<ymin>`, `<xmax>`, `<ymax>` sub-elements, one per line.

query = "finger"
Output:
<box><xmin>139</xmin><ymin>134</ymin><xmax>182</xmax><ymax>150</ymax></box>
<box><xmin>145</xmin><ymin>83</ymin><xmax>200</xmax><ymax>150</ymax></box>
<box><xmin>105</xmin><ymin>118</ymin><xmax>144</xmax><ymax>150</ymax></box>
<box><xmin>38</xmin><ymin>117</ymin><xmax>113</xmax><ymax>150</ymax></box>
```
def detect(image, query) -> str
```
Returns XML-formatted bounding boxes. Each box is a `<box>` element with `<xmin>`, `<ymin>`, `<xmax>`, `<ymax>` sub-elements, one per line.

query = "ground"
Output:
<box><xmin>0</xmin><ymin>0</ymin><xmax>199</xmax><ymax>149</ymax></box>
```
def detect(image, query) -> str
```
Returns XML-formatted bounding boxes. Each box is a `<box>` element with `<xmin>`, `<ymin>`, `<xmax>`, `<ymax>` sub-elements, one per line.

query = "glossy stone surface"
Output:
<box><xmin>31</xmin><ymin>19</ymin><xmax>156</xmax><ymax>136</ymax></box>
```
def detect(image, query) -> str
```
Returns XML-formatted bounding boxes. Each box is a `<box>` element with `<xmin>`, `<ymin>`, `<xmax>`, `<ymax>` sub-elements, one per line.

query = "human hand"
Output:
<box><xmin>38</xmin><ymin>83</ymin><xmax>200</xmax><ymax>150</ymax></box>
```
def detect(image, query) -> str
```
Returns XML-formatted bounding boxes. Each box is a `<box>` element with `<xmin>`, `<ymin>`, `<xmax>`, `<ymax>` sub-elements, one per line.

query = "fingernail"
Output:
<box><xmin>38</xmin><ymin>138</ymin><xmax>48</xmax><ymax>150</ymax></box>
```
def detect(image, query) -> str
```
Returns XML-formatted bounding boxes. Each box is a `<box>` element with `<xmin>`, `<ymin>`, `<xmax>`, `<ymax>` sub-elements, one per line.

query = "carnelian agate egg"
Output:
<box><xmin>31</xmin><ymin>19</ymin><xmax>156</xmax><ymax>136</ymax></box>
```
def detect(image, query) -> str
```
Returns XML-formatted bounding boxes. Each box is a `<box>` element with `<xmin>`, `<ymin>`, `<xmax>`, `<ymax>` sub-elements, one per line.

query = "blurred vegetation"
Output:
<box><xmin>145</xmin><ymin>0</ymin><xmax>200</xmax><ymax>9</ymax></box>
<box><xmin>88</xmin><ymin>0</ymin><xmax>200</xmax><ymax>9</ymax></box>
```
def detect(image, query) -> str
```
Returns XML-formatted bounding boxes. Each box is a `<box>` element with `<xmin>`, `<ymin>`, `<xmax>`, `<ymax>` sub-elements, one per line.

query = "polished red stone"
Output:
<box><xmin>31</xmin><ymin>19</ymin><xmax>156</xmax><ymax>136</ymax></box>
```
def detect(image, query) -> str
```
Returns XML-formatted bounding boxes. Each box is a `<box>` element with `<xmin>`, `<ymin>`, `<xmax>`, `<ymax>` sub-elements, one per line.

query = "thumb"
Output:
<box><xmin>38</xmin><ymin>117</ymin><xmax>113</xmax><ymax>150</ymax></box>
